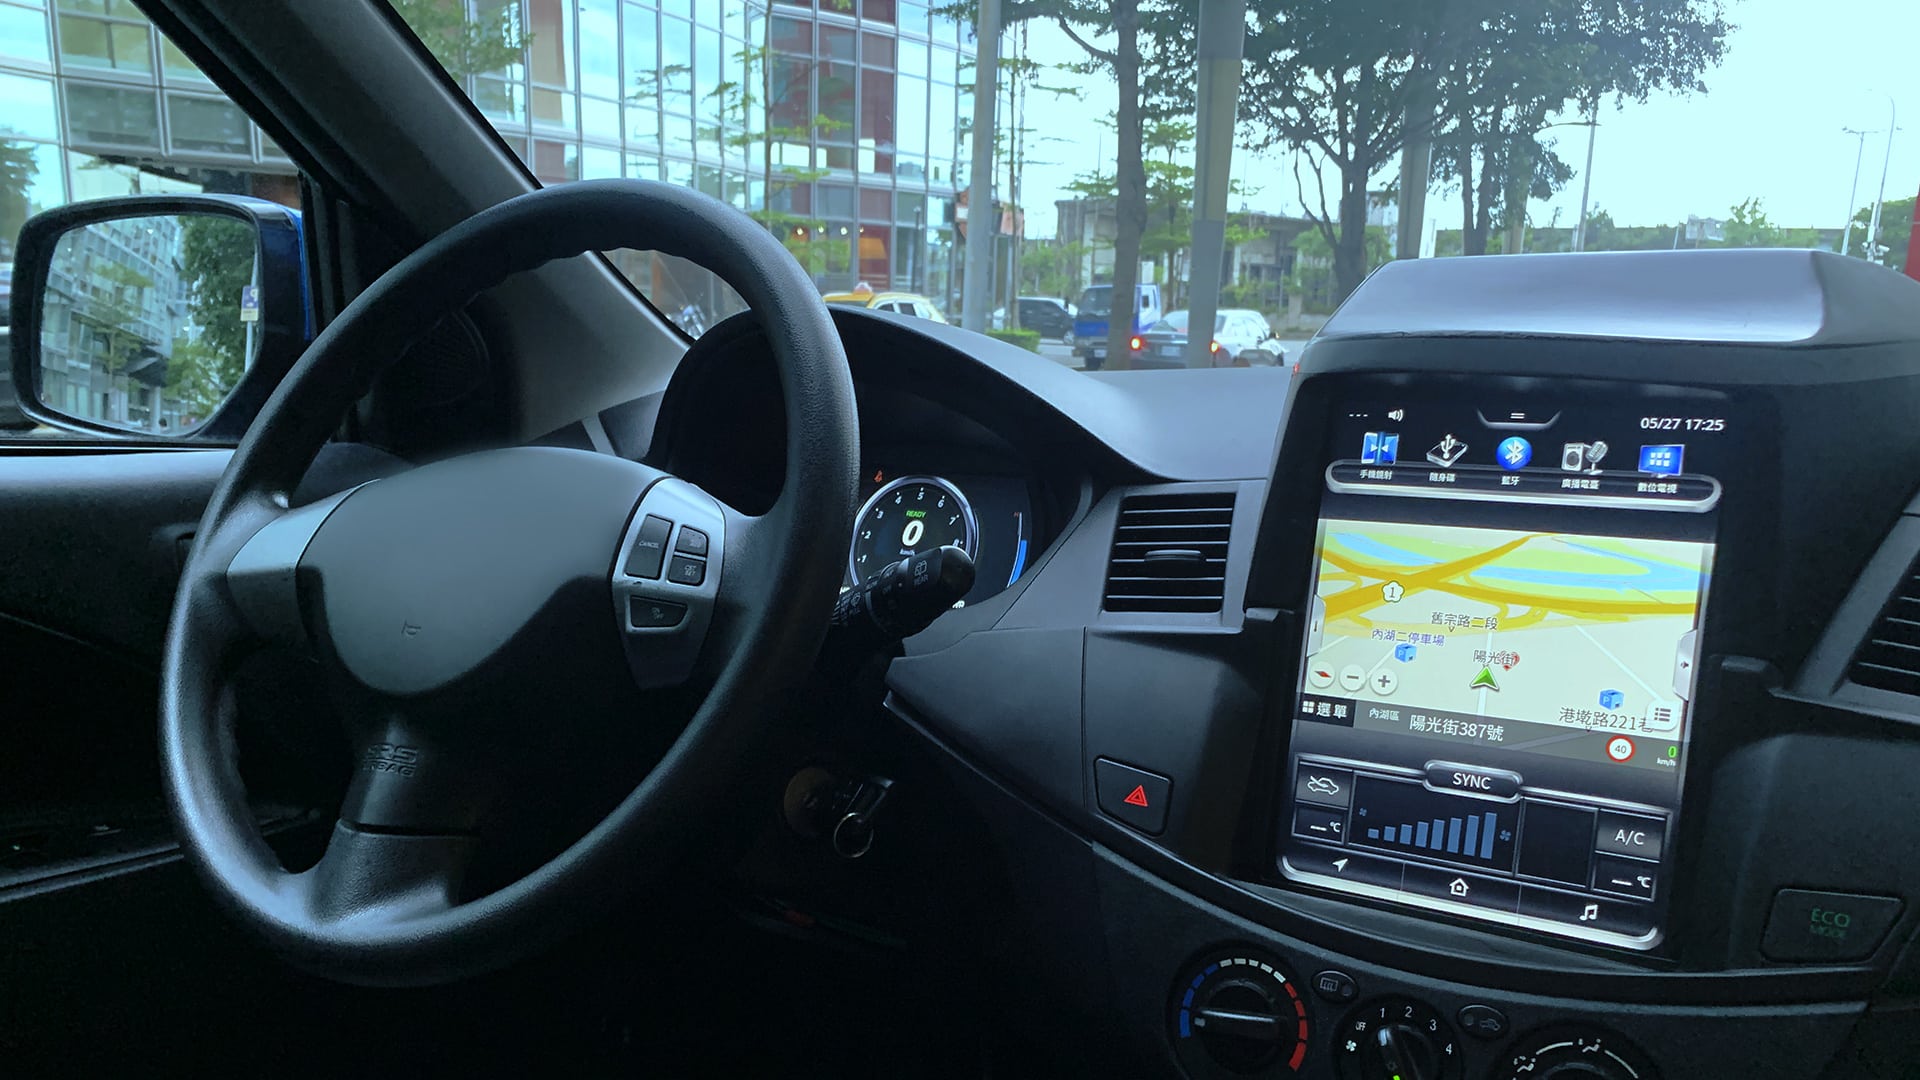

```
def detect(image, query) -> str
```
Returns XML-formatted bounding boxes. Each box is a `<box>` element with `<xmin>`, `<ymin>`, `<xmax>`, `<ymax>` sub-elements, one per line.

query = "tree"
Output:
<box><xmin>1288</xmin><ymin>223</ymin><xmax>1389</xmax><ymax>311</ymax></box>
<box><xmin>1846</xmin><ymin>197</ymin><xmax>1914</xmax><ymax>273</ymax></box>
<box><xmin>0</xmin><ymin>139</ymin><xmax>41</xmax><ymax>254</ymax></box>
<box><xmin>390</xmin><ymin>0</ymin><xmax>525</xmax><ymax>79</ymax></box>
<box><xmin>707</xmin><ymin>44</ymin><xmax>852</xmax><ymax>282</ymax></box>
<box><xmin>164</xmin><ymin>215</ymin><xmax>258</xmax><ymax>420</ymax></box>
<box><xmin>1239</xmin><ymin>0</ymin><xmax>1478</xmax><ymax>301</ymax></box>
<box><xmin>1432</xmin><ymin>0</ymin><xmax>1728</xmax><ymax>256</ymax></box>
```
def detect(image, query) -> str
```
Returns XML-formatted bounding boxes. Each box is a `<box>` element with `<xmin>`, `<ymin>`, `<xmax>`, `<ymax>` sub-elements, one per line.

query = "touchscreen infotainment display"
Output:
<box><xmin>1278</xmin><ymin>397</ymin><xmax>1724</xmax><ymax>950</ymax></box>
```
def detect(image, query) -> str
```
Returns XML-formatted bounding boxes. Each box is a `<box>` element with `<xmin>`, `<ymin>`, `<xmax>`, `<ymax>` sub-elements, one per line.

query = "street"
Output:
<box><xmin>1034</xmin><ymin>336</ymin><xmax>1314</xmax><ymax>370</ymax></box>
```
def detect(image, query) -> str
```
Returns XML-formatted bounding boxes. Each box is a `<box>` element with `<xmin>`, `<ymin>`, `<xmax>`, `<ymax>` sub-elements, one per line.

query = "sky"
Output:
<box><xmin>1009</xmin><ymin>0</ymin><xmax>1920</xmax><ymax>240</ymax></box>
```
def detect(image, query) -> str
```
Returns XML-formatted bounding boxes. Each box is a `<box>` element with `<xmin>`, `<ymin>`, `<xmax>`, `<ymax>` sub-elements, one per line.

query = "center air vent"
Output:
<box><xmin>1849</xmin><ymin>553</ymin><xmax>1920</xmax><ymax>695</ymax></box>
<box><xmin>1103</xmin><ymin>491</ymin><xmax>1236</xmax><ymax>613</ymax></box>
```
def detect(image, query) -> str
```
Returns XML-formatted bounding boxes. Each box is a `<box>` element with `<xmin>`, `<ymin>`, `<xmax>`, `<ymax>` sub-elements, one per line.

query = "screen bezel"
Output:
<box><xmin>1246</xmin><ymin>370</ymin><xmax>1779</xmax><ymax>961</ymax></box>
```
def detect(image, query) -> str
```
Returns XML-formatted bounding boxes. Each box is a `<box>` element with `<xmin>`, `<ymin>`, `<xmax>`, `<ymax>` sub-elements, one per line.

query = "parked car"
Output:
<box><xmin>1071</xmin><ymin>283</ymin><xmax>1164</xmax><ymax>368</ymax></box>
<box><xmin>821</xmin><ymin>288</ymin><xmax>948</xmax><ymax>323</ymax></box>
<box><xmin>990</xmin><ymin>296</ymin><xmax>1075</xmax><ymax>338</ymax></box>
<box><xmin>1126</xmin><ymin>308</ymin><xmax>1286</xmax><ymax>368</ymax></box>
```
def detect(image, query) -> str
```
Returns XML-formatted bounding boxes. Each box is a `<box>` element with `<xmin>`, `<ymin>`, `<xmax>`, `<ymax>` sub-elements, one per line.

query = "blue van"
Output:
<box><xmin>1070</xmin><ymin>283</ymin><xmax>1164</xmax><ymax>369</ymax></box>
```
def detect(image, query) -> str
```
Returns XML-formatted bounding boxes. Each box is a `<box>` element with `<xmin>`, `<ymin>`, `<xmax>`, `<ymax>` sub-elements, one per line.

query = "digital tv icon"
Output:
<box><xmin>1361</xmin><ymin>432</ymin><xmax>1400</xmax><ymax>465</ymax></box>
<box><xmin>1561</xmin><ymin>440</ymin><xmax>1609</xmax><ymax>473</ymax></box>
<box><xmin>1639</xmin><ymin>444</ymin><xmax>1685</xmax><ymax>476</ymax></box>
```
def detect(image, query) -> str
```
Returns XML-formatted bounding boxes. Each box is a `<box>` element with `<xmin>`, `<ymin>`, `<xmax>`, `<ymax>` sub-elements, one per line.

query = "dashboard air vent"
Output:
<box><xmin>1103</xmin><ymin>491</ymin><xmax>1236</xmax><ymax>613</ymax></box>
<box><xmin>1850</xmin><ymin>553</ymin><xmax>1920</xmax><ymax>695</ymax></box>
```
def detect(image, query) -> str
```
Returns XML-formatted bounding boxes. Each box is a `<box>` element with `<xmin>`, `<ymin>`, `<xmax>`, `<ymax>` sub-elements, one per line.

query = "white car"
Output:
<box><xmin>1128</xmin><ymin>308</ymin><xmax>1286</xmax><ymax>368</ymax></box>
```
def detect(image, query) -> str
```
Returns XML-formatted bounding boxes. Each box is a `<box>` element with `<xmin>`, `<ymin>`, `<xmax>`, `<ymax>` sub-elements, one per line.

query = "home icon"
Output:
<box><xmin>1448</xmin><ymin>877</ymin><xmax>1470</xmax><ymax>897</ymax></box>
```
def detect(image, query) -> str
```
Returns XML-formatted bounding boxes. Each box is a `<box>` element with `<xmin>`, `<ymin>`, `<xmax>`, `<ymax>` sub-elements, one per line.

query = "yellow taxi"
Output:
<box><xmin>820</xmin><ymin>288</ymin><xmax>949</xmax><ymax>323</ymax></box>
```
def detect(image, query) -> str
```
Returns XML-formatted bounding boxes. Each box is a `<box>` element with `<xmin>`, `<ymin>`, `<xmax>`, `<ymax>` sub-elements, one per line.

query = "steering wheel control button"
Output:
<box><xmin>1295</xmin><ymin>764</ymin><xmax>1354</xmax><ymax>809</ymax></box>
<box><xmin>1591</xmin><ymin>853</ymin><xmax>1659</xmax><ymax>900</ymax></box>
<box><xmin>624</xmin><ymin>514</ymin><xmax>673</xmax><ymax>578</ymax></box>
<box><xmin>1312</xmin><ymin>969</ymin><xmax>1358</xmax><ymax>1003</ymax></box>
<box><xmin>628</xmin><ymin>597</ymin><xmax>687</xmax><ymax>629</ymax></box>
<box><xmin>1094</xmin><ymin>759</ymin><xmax>1171</xmax><ymax>835</ymax></box>
<box><xmin>666</xmin><ymin>554</ymin><xmax>707</xmax><ymax>587</ymax></box>
<box><xmin>1760</xmin><ymin>889</ymin><xmax>1903</xmax><ymax>962</ymax></box>
<box><xmin>673</xmin><ymin>526</ymin><xmax>709</xmax><ymax>556</ymax></box>
<box><xmin>1456</xmin><ymin>1003</ymin><xmax>1508</xmax><ymax>1040</ymax></box>
<box><xmin>1594</xmin><ymin>810</ymin><xmax>1666</xmax><ymax>860</ymax></box>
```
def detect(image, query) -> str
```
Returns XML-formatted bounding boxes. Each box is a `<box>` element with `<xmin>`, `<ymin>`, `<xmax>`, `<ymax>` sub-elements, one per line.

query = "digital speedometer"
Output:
<box><xmin>848</xmin><ymin>476</ymin><xmax>978</xmax><ymax>583</ymax></box>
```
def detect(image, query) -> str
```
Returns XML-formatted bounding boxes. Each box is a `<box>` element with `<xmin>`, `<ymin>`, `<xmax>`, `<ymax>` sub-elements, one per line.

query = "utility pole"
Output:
<box><xmin>1840</xmin><ymin>127</ymin><xmax>1872</xmax><ymax>257</ymax></box>
<box><xmin>1183</xmin><ymin>0</ymin><xmax>1245</xmax><ymax>368</ymax></box>
<box><xmin>960</xmin><ymin>0</ymin><xmax>1001</xmax><ymax>332</ymax></box>
<box><xmin>1867</xmin><ymin>98</ymin><xmax>1899</xmax><ymax>264</ymax></box>
<box><xmin>1572</xmin><ymin>107</ymin><xmax>1598</xmax><ymax>252</ymax></box>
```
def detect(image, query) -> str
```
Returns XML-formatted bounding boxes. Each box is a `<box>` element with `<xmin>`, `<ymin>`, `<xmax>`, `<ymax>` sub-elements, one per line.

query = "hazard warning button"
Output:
<box><xmin>1094</xmin><ymin>758</ymin><xmax>1172</xmax><ymax>836</ymax></box>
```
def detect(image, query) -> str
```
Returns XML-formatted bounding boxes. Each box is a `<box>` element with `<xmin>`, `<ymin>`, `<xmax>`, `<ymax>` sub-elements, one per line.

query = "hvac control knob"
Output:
<box><xmin>1169</xmin><ymin>951</ymin><xmax>1308</xmax><ymax>1078</ymax></box>
<box><xmin>1491</xmin><ymin>1025</ymin><xmax>1659</xmax><ymax>1080</ymax></box>
<box><xmin>1332</xmin><ymin>998</ymin><xmax>1461</xmax><ymax>1080</ymax></box>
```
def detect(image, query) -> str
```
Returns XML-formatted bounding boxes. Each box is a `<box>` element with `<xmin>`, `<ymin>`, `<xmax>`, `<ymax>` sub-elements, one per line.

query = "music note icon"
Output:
<box><xmin>1578</xmin><ymin>902</ymin><xmax>1599</xmax><ymax>922</ymax></box>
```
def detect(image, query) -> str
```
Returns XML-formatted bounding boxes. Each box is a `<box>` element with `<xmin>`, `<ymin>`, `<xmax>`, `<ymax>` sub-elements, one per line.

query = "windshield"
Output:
<box><xmin>391</xmin><ymin>0</ymin><xmax>1917</xmax><ymax>365</ymax></box>
<box><xmin>1075</xmin><ymin>286</ymin><xmax>1111</xmax><ymax>318</ymax></box>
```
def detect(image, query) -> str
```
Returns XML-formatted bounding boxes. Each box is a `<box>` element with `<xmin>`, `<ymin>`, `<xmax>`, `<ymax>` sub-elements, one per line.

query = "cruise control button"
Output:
<box><xmin>1295</xmin><ymin>765</ymin><xmax>1354</xmax><ymax>809</ymax></box>
<box><xmin>674</xmin><ymin>526</ymin><xmax>709</xmax><ymax>556</ymax></box>
<box><xmin>623</xmin><ymin>515</ymin><xmax>673</xmax><ymax>579</ymax></box>
<box><xmin>666</xmin><ymin>554</ymin><xmax>706</xmax><ymax>586</ymax></box>
<box><xmin>1424</xmin><ymin>761</ymin><xmax>1521</xmax><ymax>799</ymax></box>
<box><xmin>1401</xmin><ymin>864</ymin><xmax>1519</xmax><ymax>913</ymax></box>
<box><xmin>628</xmin><ymin>597</ymin><xmax>687</xmax><ymax>628</ymax></box>
<box><xmin>1761</xmin><ymin>889</ymin><xmax>1904</xmax><ymax>962</ymax></box>
<box><xmin>1595</xmin><ymin>810</ymin><xmax>1666</xmax><ymax>860</ymax></box>
<box><xmin>1591</xmin><ymin>853</ymin><xmax>1658</xmax><ymax>900</ymax></box>
<box><xmin>1280</xmin><ymin>845</ymin><xmax>1404</xmax><ymax>892</ymax></box>
<box><xmin>1518</xmin><ymin>886</ymin><xmax>1651</xmax><ymax>938</ymax></box>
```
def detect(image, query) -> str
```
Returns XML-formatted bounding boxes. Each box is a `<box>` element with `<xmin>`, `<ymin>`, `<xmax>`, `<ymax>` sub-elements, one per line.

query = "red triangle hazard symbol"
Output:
<box><xmin>1123</xmin><ymin>784</ymin><xmax>1150</xmax><ymax>808</ymax></box>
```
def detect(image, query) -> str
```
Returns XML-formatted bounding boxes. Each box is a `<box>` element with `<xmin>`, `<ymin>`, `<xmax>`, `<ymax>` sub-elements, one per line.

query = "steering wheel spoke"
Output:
<box><xmin>298</xmin><ymin>822</ymin><xmax>475</xmax><ymax>929</ymax></box>
<box><xmin>223</xmin><ymin>486</ymin><xmax>363</xmax><ymax>650</ymax></box>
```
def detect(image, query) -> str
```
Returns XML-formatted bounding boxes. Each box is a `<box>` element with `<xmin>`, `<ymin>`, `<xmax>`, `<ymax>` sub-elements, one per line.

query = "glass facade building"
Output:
<box><xmin>0</xmin><ymin>0</ymin><xmax>975</xmax><ymax>330</ymax></box>
<box><xmin>0</xmin><ymin>0</ymin><xmax>300</xmax><ymax>249</ymax></box>
<box><xmin>460</xmin><ymin>0</ymin><xmax>974</xmax><ymax>311</ymax></box>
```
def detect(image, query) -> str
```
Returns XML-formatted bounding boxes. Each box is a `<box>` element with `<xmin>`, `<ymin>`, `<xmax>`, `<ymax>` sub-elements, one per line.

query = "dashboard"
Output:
<box><xmin>654</xmin><ymin>255</ymin><xmax>1920</xmax><ymax>1079</ymax></box>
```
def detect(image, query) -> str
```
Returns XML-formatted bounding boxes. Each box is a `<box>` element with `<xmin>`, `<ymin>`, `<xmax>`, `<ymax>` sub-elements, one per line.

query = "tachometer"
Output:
<box><xmin>848</xmin><ymin>476</ymin><xmax>978</xmax><ymax>583</ymax></box>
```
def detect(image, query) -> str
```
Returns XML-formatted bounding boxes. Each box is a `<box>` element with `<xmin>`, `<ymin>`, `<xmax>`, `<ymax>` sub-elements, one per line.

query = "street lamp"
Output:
<box><xmin>1866</xmin><ymin>96</ymin><xmax>1899</xmax><ymax>264</ymax></box>
<box><xmin>1840</xmin><ymin>126</ymin><xmax>1875</xmax><ymax>257</ymax></box>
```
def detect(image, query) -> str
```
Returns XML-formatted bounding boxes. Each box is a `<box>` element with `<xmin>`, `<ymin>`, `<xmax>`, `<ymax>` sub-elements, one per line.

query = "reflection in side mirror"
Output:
<box><xmin>36</xmin><ymin>213</ymin><xmax>259</xmax><ymax>435</ymax></box>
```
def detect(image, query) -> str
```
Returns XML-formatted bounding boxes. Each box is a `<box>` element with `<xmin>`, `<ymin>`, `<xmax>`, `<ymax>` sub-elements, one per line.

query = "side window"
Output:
<box><xmin>1</xmin><ymin>2</ymin><xmax>299</xmax><ymax>438</ymax></box>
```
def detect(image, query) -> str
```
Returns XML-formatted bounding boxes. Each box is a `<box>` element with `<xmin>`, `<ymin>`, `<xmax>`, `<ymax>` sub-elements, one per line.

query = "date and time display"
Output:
<box><xmin>1639</xmin><ymin>416</ymin><xmax>1726</xmax><ymax>432</ymax></box>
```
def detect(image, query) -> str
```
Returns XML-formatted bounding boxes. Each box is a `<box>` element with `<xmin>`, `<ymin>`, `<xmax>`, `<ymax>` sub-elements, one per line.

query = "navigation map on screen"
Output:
<box><xmin>1303</xmin><ymin>520</ymin><xmax>1712</xmax><ymax>749</ymax></box>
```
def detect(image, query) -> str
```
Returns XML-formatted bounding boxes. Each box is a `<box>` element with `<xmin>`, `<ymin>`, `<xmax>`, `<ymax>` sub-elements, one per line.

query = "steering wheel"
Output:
<box><xmin>158</xmin><ymin>180</ymin><xmax>858</xmax><ymax>986</ymax></box>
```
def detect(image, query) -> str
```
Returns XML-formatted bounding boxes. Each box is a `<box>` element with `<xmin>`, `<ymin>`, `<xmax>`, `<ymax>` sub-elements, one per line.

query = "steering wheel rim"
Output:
<box><xmin>159</xmin><ymin>179</ymin><xmax>858</xmax><ymax>985</ymax></box>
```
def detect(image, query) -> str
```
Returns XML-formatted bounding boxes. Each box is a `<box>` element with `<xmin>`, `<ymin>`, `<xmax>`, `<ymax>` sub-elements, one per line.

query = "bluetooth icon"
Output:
<box><xmin>1496</xmin><ymin>436</ymin><xmax>1532</xmax><ymax>471</ymax></box>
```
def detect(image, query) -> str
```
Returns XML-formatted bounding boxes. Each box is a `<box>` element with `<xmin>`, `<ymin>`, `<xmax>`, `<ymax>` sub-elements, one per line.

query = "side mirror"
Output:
<box><xmin>8</xmin><ymin>195</ymin><xmax>304</xmax><ymax>440</ymax></box>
